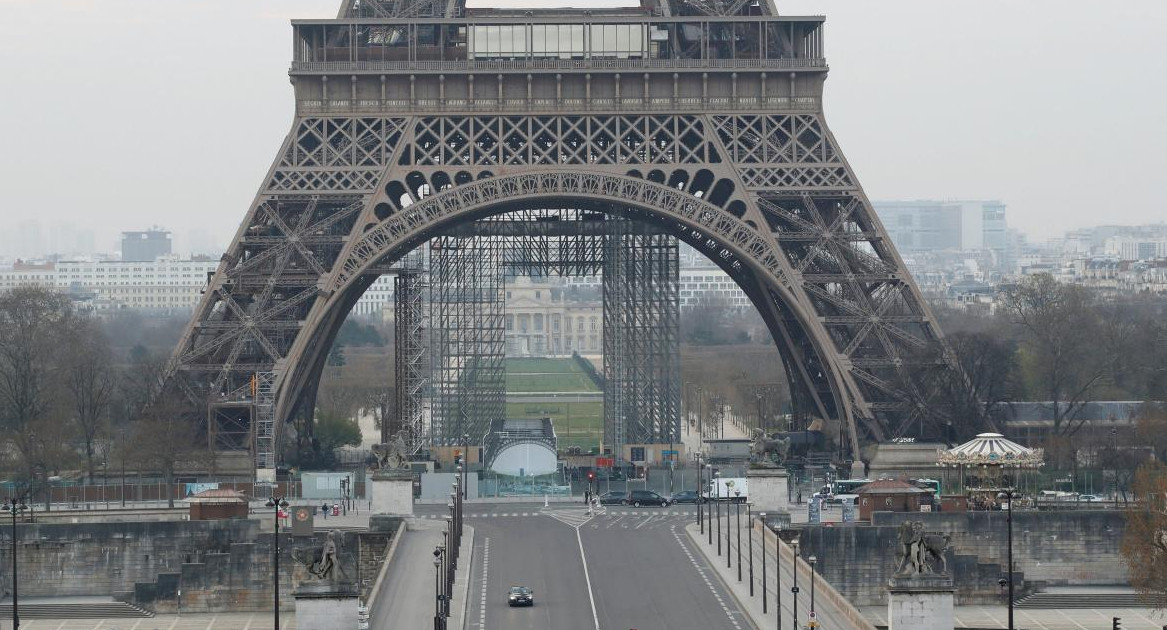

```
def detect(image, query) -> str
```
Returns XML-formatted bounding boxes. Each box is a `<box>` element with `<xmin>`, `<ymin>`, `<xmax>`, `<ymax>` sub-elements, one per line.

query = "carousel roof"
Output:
<box><xmin>936</xmin><ymin>432</ymin><xmax>1044</xmax><ymax>468</ymax></box>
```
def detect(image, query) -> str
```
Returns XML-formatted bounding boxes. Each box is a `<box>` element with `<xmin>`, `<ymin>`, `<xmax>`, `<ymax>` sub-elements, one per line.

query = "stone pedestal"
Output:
<box><xmin>746</xmin><ymin>467</ymin><xmax>790</xmax><ymax>515</ymax></box>
<box><xmin>370</xmin><ymin>470</ymin><xmax>414</xmax><ymax>516</ymax></box>
<box><xmin>294</xmin><ymin>582</ymin><xmax>359</xmax><ymax>630</ymax></box>
<box><xmin>887</xmin><ymin>575</ymin><xmax>955</xmax><ymax>630</ymax></box>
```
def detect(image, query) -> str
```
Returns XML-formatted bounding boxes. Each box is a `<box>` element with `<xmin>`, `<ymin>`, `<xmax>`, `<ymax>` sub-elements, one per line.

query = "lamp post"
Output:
<box><xmin>735</xmin><ymin>490</ymin><xmax>742</xmax><ymax>580</ymax></box>
<box><xmin>1111</xmin><ymin>428</ymin><xmax>1119</xmax><ymax>509</ymax></box>
<box><xmin>462</xmin><ymin>434</ymin><xmax>470</xmax><ymax>500</ymax></box>
<box><xmin>433</xmin><ymin>548</ymin><xmax>444</xmax><ymax>630</ymax></box>
<box><xmin>791</xmin><ymin>538</ymin><xmax>800</xmax><ymax>630</ymax></box>
<box><xmin>706</xmin><ymin>464</ymin><xmax>713</xmax><ymax>544</ymax></box>
<box><xmin>696</xmin><ymin>453</ymin><xmax>704</xmax><ymax>533</ymax></box>
<box><xmin>747</xmin><ymin>503</ymin><xmax>754</xmax><ymax>597</ymax></box>
<box><xmin>759</xmin><ymin>513</ymin><xmax>767</xmax><ymax>615</ymax></box>
<box><xmin>264</xmin><ymin>493</ymin><xmax>289</xmax><ymax>630</ymax></box>
<box><xmin>715</xmin><ymin>471</ymin><xmax>721</xmax><ymax>556</ymax></box>
<box><xmin>1002</xmin><ymin>487</ymin><xmax>1016</xmax><ymax>630</ymax></box>
<box><xmin>3</xmin><ymin>496</ymin><xmax>28</xmax><ymax>630</ymax></box>
<box><xmin>809</xmin><ymin>554</ymin><xmax>817</xmax><ymax>622</ymax></box>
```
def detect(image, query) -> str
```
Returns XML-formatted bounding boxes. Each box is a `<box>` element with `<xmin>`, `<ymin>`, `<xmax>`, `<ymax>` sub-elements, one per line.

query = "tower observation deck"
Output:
<box><xmin>167</xmin><ymin>0</ymin><xmax>960</xmax><ymax>479</ymax></box>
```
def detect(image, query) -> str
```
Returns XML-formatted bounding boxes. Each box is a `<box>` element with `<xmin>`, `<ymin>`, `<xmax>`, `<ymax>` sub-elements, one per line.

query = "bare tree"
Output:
<box><xmin>1121</xmin><ymin>459</ymin><xmax>1167</xmax><ymax>608</ymax></box>
<box><xmin>0</xmin><ymin>287</ymin><xmax>75</xmax><ymax>499</ymax></box>
<box><xmin>64</xmin><ymin>317</ymin><xmax>116</xmax><ymax>483</ymax></box>
<box><xmin>934</xmin><ymin>330</ymin><xmax>1017</xmax><ymax>439</ymax></box>
<box><xmin>366</xmin><ymin>386</ymin><xmax>396</xmax><ymax>443</ymax></box>
<box><xmin>1000</xmin><ymin>274</ymin><xmax>1110</xmax><ymax>437</ymax></box>
<box><xmin>127</xmin><ymin>394</ymin><xmax>214</xmax><ymax>508</ymax></box>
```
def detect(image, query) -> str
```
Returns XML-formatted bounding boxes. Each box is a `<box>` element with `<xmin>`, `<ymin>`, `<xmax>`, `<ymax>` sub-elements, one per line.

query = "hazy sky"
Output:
<box><xmin>2</xmin><ymin>1</ymin><xmax>1164</xmax><ymax>256</ymax></box>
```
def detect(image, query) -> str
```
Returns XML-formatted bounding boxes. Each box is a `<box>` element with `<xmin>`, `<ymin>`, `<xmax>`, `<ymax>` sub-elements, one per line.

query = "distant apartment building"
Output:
<box><xmin>352</xmin><ymin>275</ymin><xmax>397</xmax><ymax>316</ymax></box>
<box><xmin>1102</xmin><ymin>236</ymin><xmax>1167</xmax><ymax>261</ymax></box>
<box><xmin>0</xmin><ymin>261</ymin><xmax>57</xmax><ymax>290</ymax></box>
<box><xmin>0</xmin><ymin>258</ymin><xmax>219</xmax><ymax>312</ymax></box>
<box><xmin>120</xmin><ymin>229</ymin><xmax>172</xmax><ymax>262</ymax></box>
<box><xmin>873</xmin><ymin>200</ymin><xmax>1008</xmax><ymax>253</ymax></box>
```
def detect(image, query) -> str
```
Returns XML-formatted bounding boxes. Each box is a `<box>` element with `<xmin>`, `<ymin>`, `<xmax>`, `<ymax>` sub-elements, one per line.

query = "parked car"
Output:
<box><xmin>508</xmin><ymin>585</ymin><xmax>534</xmax><ymax>607</ymax></box>
<box><xmin>625</xmin><ymin>489</ymin><xmax>670</xmax><ymax>507</ymax></box>
<box><xmin>1078</xmin><ymin>494</ymin><xmax>1104</xmax><ymax>502</ymax></box>
<box><xmin>670</xmin><ymin>490</ymin><xmax>702</xmax><ymax>504</ymax></box>
<box><xmin>597</xmin><ymin>490</ymin><xmax>627</xmax><ymax>505</ymax></box>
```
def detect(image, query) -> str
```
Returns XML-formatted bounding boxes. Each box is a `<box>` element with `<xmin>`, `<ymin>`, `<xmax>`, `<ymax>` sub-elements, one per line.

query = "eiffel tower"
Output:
<box><xmin>167</xmin><ymin>0</ymin><xmax>958</xmax><ymax>479</ymax></box>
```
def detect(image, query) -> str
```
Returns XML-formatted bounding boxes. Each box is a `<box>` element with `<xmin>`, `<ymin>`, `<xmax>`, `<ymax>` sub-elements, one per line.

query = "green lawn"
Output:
<box><xmin>505</xmin><ymin>358</ymin><xmax>601</xmax><ymax>393</ymax></box>
<box><xmin>505</xmin><ymin>401</ymin><xmax>604</xmax><ymax>452</ymax></box>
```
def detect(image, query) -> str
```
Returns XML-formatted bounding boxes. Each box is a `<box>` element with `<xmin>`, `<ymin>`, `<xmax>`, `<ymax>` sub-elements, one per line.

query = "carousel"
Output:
<box><xmin>937</xmin><ymin>433</ymin><xmax>1045</xmax><ymax>509</ymax></box>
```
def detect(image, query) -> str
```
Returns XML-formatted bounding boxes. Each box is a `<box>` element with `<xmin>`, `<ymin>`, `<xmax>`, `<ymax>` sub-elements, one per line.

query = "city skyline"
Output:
<box><xmin>1</xmin><ymin>1</ymin><xmax>1164</xmax><ymax>256</ymax></box>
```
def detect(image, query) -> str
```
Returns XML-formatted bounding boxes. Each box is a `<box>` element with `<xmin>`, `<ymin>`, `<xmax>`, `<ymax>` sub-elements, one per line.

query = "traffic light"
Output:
<box><xmin>587</xmin><ymin>471</ymin><xmax>595</xmax><ymax>482</ymax></box>
<box><xmin>1112</xmin><ymin>617</ymin><xmax>1121</xmax><ymax>630</ymax></box>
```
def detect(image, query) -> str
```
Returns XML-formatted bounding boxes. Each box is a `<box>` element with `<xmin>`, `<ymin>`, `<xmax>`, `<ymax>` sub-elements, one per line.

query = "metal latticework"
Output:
<box><xmin>429</xmin><ymin>235</ymin><xmax>506</xmax><ymax>447</ymax></box>
<box><xmin>603</xmin><ymin>226</ymin><xmax>681</xmax><ymax>460</ymax></box>
<box><xmin>162</xmin><ymin>2</ymin><xmax>963</xmax><ymax>476</ymax></box>
<box><xmin>393</xmin><ymin>262</ymin><xmax>428</xmax><ymax>453</ymax></box>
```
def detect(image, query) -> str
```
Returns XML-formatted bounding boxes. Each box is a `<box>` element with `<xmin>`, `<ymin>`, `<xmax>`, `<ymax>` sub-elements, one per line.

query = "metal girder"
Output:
<box><xmin>394</xmin><ymin>255</ymin><xmax>428</xmax><ymax>454</ymax></box>
<box><xmin>429</xmin><ymin>233</ymin><xmax>506</xmax><ymax>448</ymax></box>
<box><xmin>603</xmin><ymin>224</ymin><xmax>681</xmax><ymax>458</ymax></box>
<box><xmin>161</xmin><ymin>1</ymin><xmax>960</xmax><ymax>476</ymax></box>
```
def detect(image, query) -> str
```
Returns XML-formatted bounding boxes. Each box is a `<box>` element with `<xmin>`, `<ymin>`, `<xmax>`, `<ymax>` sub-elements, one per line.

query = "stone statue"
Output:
<box><xmin>370</xmin><ymin>432</ymin><xmax>409</xmax><ymax>471</ymax></box>
<box><xmin>894</xmin><ymin>521</ymin><xmax>950</xmax><ymax>577</ymax></box>
<box><xmin>294</xmin><ymin>530</ymin><xmax>349</xmax><ymax>583</ymax></box>
<box><xmin>749</xmin><ymin>428</ymin><xmax>791</xmax><ymax>467</ymax></box>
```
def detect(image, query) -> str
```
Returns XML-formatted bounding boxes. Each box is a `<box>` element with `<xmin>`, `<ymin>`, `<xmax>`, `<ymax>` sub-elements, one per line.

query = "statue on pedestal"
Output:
<box><xmin>294</xmin><ymin>530</ymin><xmax>349</xmax><ymax>584</ymax></box>
<box><xmin>894</xmin><ymin>521</ymin><xmax>950</xmax><ymax>577</ymax></box>
<box><xmin>370</xmin><ymin>432</ymin><xmax>409</xmax><ymax>472</ymax></box>
<box><xmin>749</xmin><ymin>428</ymin><xmax>791</xmax><ymax>468</ymax></box>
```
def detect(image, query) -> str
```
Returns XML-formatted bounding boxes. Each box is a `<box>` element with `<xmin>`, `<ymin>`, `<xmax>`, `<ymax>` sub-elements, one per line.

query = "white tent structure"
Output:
<box><xmin>937</xmin><ymin>432</ymin><xmax>1044</xmax><ymax>495</ymax></box>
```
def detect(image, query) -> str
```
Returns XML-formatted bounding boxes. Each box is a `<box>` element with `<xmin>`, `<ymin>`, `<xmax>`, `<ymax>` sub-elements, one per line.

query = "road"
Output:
<box><xmin>456</xmin><ymin>503</ymin><xmax>747</xmax><ymax>630</ymax></box>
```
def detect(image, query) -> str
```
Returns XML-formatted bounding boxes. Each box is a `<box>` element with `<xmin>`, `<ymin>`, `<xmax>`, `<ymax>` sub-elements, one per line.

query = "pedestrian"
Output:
<box><xmin>585</xmin><ymin>489</ymin><xmax>591</xmax><ymax>505</ymax></box>
<box><xmin>322</xmin><ymin>502</ymin><xmax>329</xmax><ymax>519</ymax></box>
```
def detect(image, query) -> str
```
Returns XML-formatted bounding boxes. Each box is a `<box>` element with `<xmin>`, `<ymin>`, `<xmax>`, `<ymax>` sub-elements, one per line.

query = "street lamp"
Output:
<box><xmin>3</xmin><ymin>496</ymin><xmax>28</xmax><ymax>630</ymax></box>
<box><xmin>264</xmin><ymin>493</ymin><xmax>289</xmax><ymax>630</ymax></box>
<box><xmin>747</xmin><ymin>503</ymin><xmax>754</xmax><ymax>597</ymax></box>
<box><xmin>706</xmin><ymin>463</ymin><xmax>713</xmax><ymax>544</ymax></box>
<box><xmin>735</xmin><ymin>490</ymin><xmax>742</xmax><ymax>580</ymax></box>
<box><xmin>714</xmin><ymin>471</ymin><xmax>722</xmax><ymax>556</ymax></box>
<box><xmin>433</xmin><ymin>547</ymin><xmax>445</xmax><ymax>630</ymax></box>
<box><xmin>1111</xmin><ymin>428</ymin><xmax>1119</xmax><ymax>509</ymax></box>
<box><xmin>462</xmin><ymin>433</ymin><xmax>470</xmax><ymax>500</ymax></box>
<box><xmin>791</xmin><ymin>538</ymin><xmax>800</xmax><ymax>630</ymax></box>
<box><xmin>809</xmin><ymin>554</ymin><xmax>817</xmax><ymax>622</ymax></box>
<box><xmin>759</xmin><ymin>512</ymin><xmax>768</xmax><ymax>615</ymax></box>
<box><xmin>1001</xmin><ymin>487</ymin><xmax>1017</xmax><ymax>630</ymax></box>
<box><xmin>696</xmin><ymin>453</ymin><xmax>704</xmax><ymax>533</ymax></box>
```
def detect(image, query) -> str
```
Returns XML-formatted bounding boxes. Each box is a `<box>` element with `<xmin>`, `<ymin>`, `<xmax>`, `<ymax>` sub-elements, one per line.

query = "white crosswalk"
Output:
<box><xmin>417</xmin><ymin>509</ymin><xmax>698</xmax><ymax>520</ymax></box>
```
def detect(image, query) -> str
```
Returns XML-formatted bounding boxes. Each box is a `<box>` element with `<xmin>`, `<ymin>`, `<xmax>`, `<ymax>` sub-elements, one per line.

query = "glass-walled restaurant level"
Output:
<box><xmin>293</xmin><ymin>17</ymin><xmax>824</xmax><ymax>65</ymax></box>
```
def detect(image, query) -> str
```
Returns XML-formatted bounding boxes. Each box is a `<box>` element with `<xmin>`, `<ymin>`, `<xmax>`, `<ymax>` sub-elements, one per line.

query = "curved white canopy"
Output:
<box><xmin>937</xmin><ymin>432</ymin><xmax>1044</xmax><ymax>468</ymax></box>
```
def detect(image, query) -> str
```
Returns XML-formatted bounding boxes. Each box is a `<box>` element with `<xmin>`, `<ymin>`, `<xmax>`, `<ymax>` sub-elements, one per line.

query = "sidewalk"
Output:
<box><xmin>369</xmin><ymin>518</ymin><xmax>475</xmax><ymax>630</ymax></box>
<box><xmin>685</xmin><ymin>512</ymin><xmax>875</xmax><ymax>630</ymax></box>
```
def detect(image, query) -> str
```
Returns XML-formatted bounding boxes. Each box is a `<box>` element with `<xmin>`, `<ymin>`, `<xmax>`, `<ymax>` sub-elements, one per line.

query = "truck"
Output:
<box><xmin>703</xmin><ymin>477</ymin><xmax>749</xmax><ymax>503</ymax></box>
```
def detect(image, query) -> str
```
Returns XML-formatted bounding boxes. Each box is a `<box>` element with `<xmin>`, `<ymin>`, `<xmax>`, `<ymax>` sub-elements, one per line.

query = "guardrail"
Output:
<box><xmin>298</xmin><ymin>95</ymin><xmax>820</xmax><ymax>113</ymax></box>
<box><xmin>291</xmin><ymin>57</ymin><xmax>826</xmax><ymax>73</ymax></box>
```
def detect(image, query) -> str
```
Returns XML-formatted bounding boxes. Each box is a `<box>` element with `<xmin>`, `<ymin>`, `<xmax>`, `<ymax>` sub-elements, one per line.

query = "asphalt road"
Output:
<box><xmin>463</xmin><ymin>504</ymin><xmax>746</xmax><ymax>630</ymax></box>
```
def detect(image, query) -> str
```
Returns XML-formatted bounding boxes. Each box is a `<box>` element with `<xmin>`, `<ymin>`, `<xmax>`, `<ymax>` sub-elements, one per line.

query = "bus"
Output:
<box><xmin>911</xmin><ymin>478</ymin><xmax>942</xmax><ymax>499</ymax></box>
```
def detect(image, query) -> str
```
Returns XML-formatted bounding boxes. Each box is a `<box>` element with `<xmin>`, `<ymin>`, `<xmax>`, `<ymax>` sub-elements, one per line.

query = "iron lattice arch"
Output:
<box><xmin>164</xmin><ymin>2</ymin><xmax>959</xmax><ymax>476</ymax></box>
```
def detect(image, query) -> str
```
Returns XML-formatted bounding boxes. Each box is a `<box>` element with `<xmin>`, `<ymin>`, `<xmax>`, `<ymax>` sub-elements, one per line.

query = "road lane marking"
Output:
<box><xmin>634</xmin><ymin>515</ymin><xmax>654</xmax><ymax>529</ymax></box>
<box><xmin>576</xmin><ymin>526</ymin><xmax>602</xmax><ymax>630</ymax></box>
<box><xmin>478</xmin><ymin>537</ymin><xmax>490</xmax><ymax>630</ymax></box>
<box><xmin>672</xmin><ymin>525</ymin><xmax>742</xmax><ymax>630</ymax></box>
